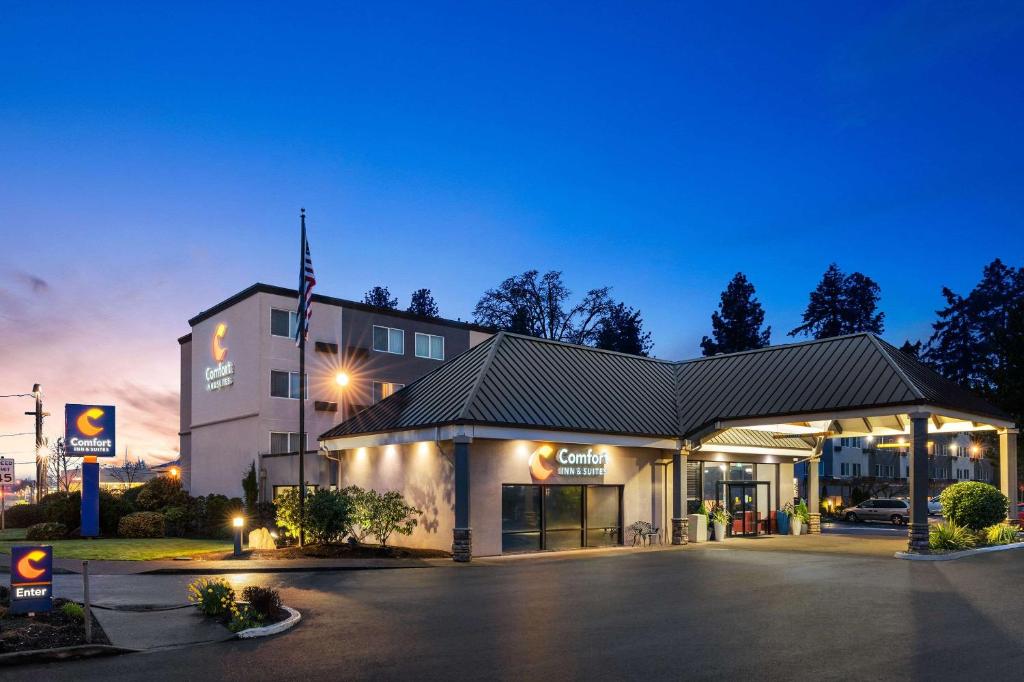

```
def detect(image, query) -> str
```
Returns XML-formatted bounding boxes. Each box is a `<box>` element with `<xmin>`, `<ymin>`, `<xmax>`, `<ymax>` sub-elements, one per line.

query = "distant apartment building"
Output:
<box><xmin>179</xmin><ymin>284</ymin><xmax>491</xmax><ymax>499</ymax></box>
<box><xmin>798</xmin><ymin>433</ymin><xmax>996</xmax><ymax>504</ymax></box>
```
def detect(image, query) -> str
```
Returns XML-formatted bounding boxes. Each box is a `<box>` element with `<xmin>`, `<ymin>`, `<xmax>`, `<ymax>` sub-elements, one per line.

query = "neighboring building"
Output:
<box><xmin>798</xmin><ymin>433</ymin><xmax>996</xmax><ymax>506</ymax></box>
<box><xmin>179</xmin><ymin>283</ymin><xmax>491</xmax><ymax>499</ymax></box>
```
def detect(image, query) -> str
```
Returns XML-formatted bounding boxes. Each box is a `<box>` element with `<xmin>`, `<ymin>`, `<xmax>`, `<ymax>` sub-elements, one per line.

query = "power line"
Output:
<box><xmin>0</xmin><ymin>393</ymin><xmax>36</xmax><ymax>398</ymax></box>
<box><xmin>0</xmin><ymin>432</ymin><xmax>34</xmax><ymax>437</ymax></box>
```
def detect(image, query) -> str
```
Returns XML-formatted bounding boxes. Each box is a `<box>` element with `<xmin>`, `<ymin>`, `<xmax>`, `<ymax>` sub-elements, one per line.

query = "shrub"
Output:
<box><xmin>228</xmin><ymin>602</ymin><xmax>262</xmax><ymax>633</ymax></box>
<box><xmin>940</xmin><ymin>481</ymin><xmax>1008</xmax><ymax>530</ymax></box>
<box><xmin>134</xmin><ymin>475</ymin><xmax>188</xmax><ymax>512</ymax></box>
<box><xmin>187</xmin><ymin>577</ymin><xmax>235</xmax><ymax>617</ymax></box>
<box><xmin>251</xmin><ymin>501</ymin><xmax>277</xmax><ymax>530</ymax></box>
<box><xmin>242</xmin><ymin>462</ymin><xmax>259</xmax><ymax>513</ymax></box>
<box><xmin>275</xmin><ymin>488</ymin><xmax>308</xmax><ymax>541</ymax></box>
<box><xmin>306</xmin><ymin>489</ymin><xmax>352</xmax><ymax>544</ymax></box>
<box><xmin>99</xmin><ymin>489</ymin><xmax>135</xmax><ymax>536</ymax></box>
<box><xmin>0</xmin><ymin>585</ymin><xmax>9</xmax><ymax>607</ymax></box>
<box><xmin>365</xmin><ymin>490</ymin><xmax>422</xmax><ymax>548</ymax></box>
<box><xmin>61</xmin><ymin>601</ymin><xmax>85</xmax><ymax>622</ymax></box>
<box><xmin>5</xmin><ymin>503</ymin><xmax>45</xmax><ymax>528</ymax></box>
<box><xmin>200</xmin><ymin>494</ymin><xmax>244</xmax><ymax>538</ymax></box>
<box><xmin>40</xmin><ymin>491</ymin><xmax>81</xmax><ymax>529</ymax></box>
<box><xmin>163</xmin><ymin>505</ymin><xmax>191</xmax><ymax>537</ymax></box>
<box><xmin>26</xmin><ymin>522</ymin><xmax>68</xmax><ymax>540</ymax></box>
<box><xmin>118</xmin><ymin>511</ymin><xmax>165</xmax><ymax>538</ymax></box>
<box><xmin>929</xmin><ymin>521</ymin><xmax>977</xmax><ymax>551</ymax></box>
<box><xmin>241</xmin><ymin>585</ymin><xmax>281</xmax><ymax>620</ymax></box>
<box><xmin>983</xmin><ymin>523</ymin><xmax>1019</xmax><ymax>546</ymax></box>
<box><xmin>343</xmin><ymin>485</ymin><xmax>375</xmax><ymax>543</ymax></box>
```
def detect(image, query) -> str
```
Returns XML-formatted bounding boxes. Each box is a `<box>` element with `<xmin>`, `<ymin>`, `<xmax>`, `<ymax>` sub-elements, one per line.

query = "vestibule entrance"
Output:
<box><xmin>717</xmin><ymin>480</ymin><xmax>773</xmax><ymax>537</ymax></box>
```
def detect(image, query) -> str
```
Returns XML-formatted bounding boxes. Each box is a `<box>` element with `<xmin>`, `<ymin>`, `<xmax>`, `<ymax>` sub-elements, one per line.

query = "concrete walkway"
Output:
<box><xmin>92</xmin><ymin>607</ymin><xmax>233</xmax><ymax>650</ymax></box>
<box><xmin>2</xmin><ymin>554</ymin><xmax>448</xmax><ymax>575</ymax></box>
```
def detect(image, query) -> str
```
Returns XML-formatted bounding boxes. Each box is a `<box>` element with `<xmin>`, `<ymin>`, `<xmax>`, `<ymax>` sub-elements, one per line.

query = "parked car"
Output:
<box><xmin>844</xmin><ymin>498</ymin><xmax>910</xmax><ymax>525</ymax></box>
<box><xmin>928</xmin><ymin>496</ymin><xmax>942</xmax><ymax>515</ymax></box>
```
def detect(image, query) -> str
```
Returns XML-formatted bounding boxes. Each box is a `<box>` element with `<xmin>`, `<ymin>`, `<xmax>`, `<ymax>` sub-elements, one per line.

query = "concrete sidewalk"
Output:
<box><xmin>2</xmin><ymin>554</ymin><xmax>448</xmax><ymax>575</ymax></box>
<box><xmin>92</xmin><ymin>607</ymin><xmax>234</xmax><ymax>651</ymax></box>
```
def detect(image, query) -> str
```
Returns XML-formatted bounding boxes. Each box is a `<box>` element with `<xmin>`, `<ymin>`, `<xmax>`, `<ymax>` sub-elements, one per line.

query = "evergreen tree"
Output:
<box><xmin>408</xmin><ymin>288</ymin><xmax>440</xmax><ymax>318</ymax></box>
<box><xmin>363</xmin><ymin>286</ymin><xmax>398</xmax><ymax>309</ymax></box>
<box><xmin>899</xmin><ymin>340</ymin><xmax>923</xmax><ymax>358</ymax></box>
<box><xmin>700</xmin><ymin>273</ymin><xmax>771</xmax><ymax>356</ymax></box>
<box><xmin>789</xmin><ymin>263</ymin><xmax>884</xmax><ymax>338</ymax></box>
<box><xmin>595</xmin><ymin>303</ymin><xmax>653</xmax><ymax>356</ymax></box>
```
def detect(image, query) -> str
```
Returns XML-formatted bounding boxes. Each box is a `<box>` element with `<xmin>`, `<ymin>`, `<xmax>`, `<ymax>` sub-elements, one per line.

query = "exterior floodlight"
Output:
<box><xmin>335</xmin><ymin>372</ymin><xmax>350</xmax><ymax>387</ymax></box>
<box><xmin>169</xmin><ymin>467</ymin><xmax>180</xmax><ymax>478</ymax></box>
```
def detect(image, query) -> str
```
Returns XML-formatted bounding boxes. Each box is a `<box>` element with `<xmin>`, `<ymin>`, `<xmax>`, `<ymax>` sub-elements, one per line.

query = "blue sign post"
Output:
<box><xmin>65</xmin><ymin>404</ymin><xmax>116</xmax><ymax>538</ymax></box>
<box><xmin>9</xmin><ymin>545</ymin><xmax>53</xmax><ymax>614</ymax></box>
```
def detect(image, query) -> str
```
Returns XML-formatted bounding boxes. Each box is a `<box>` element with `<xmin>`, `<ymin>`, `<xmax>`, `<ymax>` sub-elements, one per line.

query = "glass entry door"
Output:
<box><xmin>502</xmin><ymin>484</ymin><xmax>622</xmax><ymax>553</ymax></box>
<box><xmin>718</xmin><ymin>481</ymin><xmax>772</xmax><ymax>537</ymax></box>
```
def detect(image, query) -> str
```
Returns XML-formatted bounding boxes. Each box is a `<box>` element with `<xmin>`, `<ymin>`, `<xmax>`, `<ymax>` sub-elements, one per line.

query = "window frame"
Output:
<box><xmin>269</xmin><ymin>431</ymin><xmax>305</xmax><ymax>454</ymax></box>
<box><xmin>270</xmin><ymin>370</ymin><xmax>308</xmax><ymax>399</ymax></box>
<box><xmin>372</xmin><ymin>380</ymin><xmax>406</xmax><ymax>403</ymax></box>
<box><xmin>271</xmin><ymin>308</ymin><xmax>300</xmax><ymax>339</ymax></box>
<box><xmin>372</xmin><ymin>325</ymin><xmax>405</xmax><ymax>355</ymax></box>
<box><xmin>414</xmin><ymin>332</ymin><xmax>445</xmax><ymax>360</ymax></box>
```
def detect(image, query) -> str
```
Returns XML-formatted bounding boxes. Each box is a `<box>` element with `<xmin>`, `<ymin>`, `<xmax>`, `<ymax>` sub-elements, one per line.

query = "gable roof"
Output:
<box><xmin>320</xmin><ymin>332</ymin><xmax>1013</xmax><ymax>441</ymax></box>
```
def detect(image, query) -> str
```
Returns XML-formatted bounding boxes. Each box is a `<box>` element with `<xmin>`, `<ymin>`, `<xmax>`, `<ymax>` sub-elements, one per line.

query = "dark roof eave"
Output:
<box><xmin>320</xmin><ymin>418</ymin><xmax>677</xmax><ymax>444</ymax></box>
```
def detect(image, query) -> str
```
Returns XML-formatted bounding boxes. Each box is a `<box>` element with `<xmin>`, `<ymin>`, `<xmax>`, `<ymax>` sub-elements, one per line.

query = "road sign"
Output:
<box><xmin>9</xmin><ymin>545</ymin><xmax>53</xmax><ymax>614</ymax></box>
<box><xmin>65</xmin><ymin>404</ymin><xmax>116</xmax><ymax>457</ymax></box>
<box><xmin>0</xmin><ymin>457</ymin><xmax>13</xmax><ymax>485</ymax></box>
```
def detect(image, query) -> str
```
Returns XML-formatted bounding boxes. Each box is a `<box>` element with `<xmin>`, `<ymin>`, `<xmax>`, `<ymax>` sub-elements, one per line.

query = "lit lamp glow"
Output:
<box><xmin>232</xmin><ymin>516</ymin><xmax>245</xmax><ymax>556</ymax></box>
<box><xmin>335</xmin><ymin>372</ymin><xmax>350</xmax><ymax>387</ymax></box>
<box><xmin>169</xmin><ymin>466</ymin><xmax>180</xmax><ymax>479</ymax></box>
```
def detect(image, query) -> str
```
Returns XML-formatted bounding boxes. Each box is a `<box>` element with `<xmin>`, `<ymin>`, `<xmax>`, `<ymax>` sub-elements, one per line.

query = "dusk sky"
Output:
<box><xmin>2</xmin><ymin>3</ymin><xmax>1023</xmax><ymax>476</ymax></box>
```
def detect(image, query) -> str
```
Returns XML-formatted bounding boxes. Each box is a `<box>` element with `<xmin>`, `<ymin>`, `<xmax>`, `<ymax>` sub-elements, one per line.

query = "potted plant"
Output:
<box><xmin>783</xmin><ymin>501</ymin><xmax>801</xmax><ymax>536</ymax></box>
<box><xmin>710</xmin><ymin>505</ymin><xmax>731</xmax><ymax>541</ymax></box>
<box><xmin>688</xmin><ymin>501</ymin><xmax>709</xmax><ymax>543</ymax></box>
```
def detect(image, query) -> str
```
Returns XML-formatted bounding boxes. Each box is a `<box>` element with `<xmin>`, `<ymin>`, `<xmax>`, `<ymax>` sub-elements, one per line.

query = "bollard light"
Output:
<box><xmin>232</xmin><ymin>516</ymin><xmax>245</xmax><ymax>556</ymax></box>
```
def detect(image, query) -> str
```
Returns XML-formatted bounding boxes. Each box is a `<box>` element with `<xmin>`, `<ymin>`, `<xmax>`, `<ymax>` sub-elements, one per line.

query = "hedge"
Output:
<box><xmin>939</xmin><ymin>481</ymin><xmax>1008</xmax><ymax>530</ymax></box>
<box><xmin>5</xmin><ymin>503</ymin><xmax>45</xmax><ymax>528</ymax></box>
<box><xmin>26</xmin><ymin>522</ymin><xmax>68</xmax><ymax>540</ymax></box>
<box><xmin>118</xmin><ymin>511</ymin><xmax>166</xmax><ymax>538</ymax></box>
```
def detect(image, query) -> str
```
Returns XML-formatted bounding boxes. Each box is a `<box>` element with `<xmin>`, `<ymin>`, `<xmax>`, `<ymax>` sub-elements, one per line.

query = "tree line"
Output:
<box><xmin>361</xmin><ymin>258</ymin><xmax>1023</xmax><ymax>423</ymax></box>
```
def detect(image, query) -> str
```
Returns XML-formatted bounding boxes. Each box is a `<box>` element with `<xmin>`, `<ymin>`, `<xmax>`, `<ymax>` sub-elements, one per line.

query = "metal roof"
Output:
<box><xmin>320</xmin><ymin>332</ymin><xmax>1013</xmax><ymax>441</ymax></box>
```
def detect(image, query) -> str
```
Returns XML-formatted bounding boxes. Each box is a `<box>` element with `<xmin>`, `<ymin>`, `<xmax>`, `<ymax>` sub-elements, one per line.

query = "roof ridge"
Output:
<box><xmin>675</xmin><ymin>332</ymin><xmax>876</xmax><ymax>365</ymax></box>
<box><xmin>496</xmin><ymin>331</ymin><xmax>674</xmax><ymax>365</ymax></box>
<box><xmin>866</xmin><ymin>334</ymin><xmax>927</xmax><ymax>402</ymax></box>
<box><xmin>458</xmin><ymin>332</ymin><xmax>506</xmax><ymax>420</ymax></box>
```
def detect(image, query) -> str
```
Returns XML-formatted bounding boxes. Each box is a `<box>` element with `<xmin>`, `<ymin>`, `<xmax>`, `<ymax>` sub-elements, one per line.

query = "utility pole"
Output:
<box><xmin>25</xmin><ymin>384</ymin><xmax>49</xmax><ymax>503</ymax></box>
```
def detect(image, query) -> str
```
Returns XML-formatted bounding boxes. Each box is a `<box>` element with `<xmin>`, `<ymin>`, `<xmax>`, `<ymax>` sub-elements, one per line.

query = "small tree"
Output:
<box><xmin>109</xmin><ymin>450</ymin><xmax>147</xmax><ymax>490</ymax></box>
<box><xmin>242</xmin><ymin>462</ymin><xmax>259</xmax><ymax>512</ymax></box>
<box><xmin>364</xmin><ymin>286</ymin><xmax>399</xmax><ymax>309</ymax></box>
<box><xmin>47</xmin><ymin>437</ymin><xmax>81</xmax><ymax>493</ymax></box>
<box><xmin>366</xmin><ymin>490</ymin><xmax>422</xmax><ymax>548</ymax></box>
<box><xmin>274</xmin><ymin>488</ymin><xmax>308</xmax><ymax>541</ymax></box>
<box><xmin>304</xmin><ymin>489</ymin><xmax>352</xmax><ymax>544</ymax></box>
<box><xmin>408</xmin><ymin>288</ymin><xmax>440</xmax><ymax>318</ymax></box>
<box><xmin>342</xmin><ymin>485</ymin><xmax>375</xmax><ymax>543</ymax></box>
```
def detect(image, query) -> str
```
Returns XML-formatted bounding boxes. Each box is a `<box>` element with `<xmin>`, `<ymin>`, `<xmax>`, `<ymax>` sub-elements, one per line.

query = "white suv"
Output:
<box><xmin>844</xmin><ymin>498</ymin><xmax>910</xmax><ymax>525</ymax></box>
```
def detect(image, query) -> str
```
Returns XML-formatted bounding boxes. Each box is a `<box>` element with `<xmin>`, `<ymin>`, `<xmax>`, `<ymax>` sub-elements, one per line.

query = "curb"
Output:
<box><xmin>236</xmin><ymin>606</ymin><xmax>301</xmax><ymax>639</ymax></box>
<box><xmin>895</xmin><ymin>542</ymin><xmax>1024</xmax><ymax>562</ymax></box>
<box><xmin>0</xmin><ymin>644</ymin><xmax>136</xmax><ymax>667</ymax></box>
<box><xmin>141</xmin><ymin>563</ymin><xmax>438</xmax><ymax>575</ymax></box>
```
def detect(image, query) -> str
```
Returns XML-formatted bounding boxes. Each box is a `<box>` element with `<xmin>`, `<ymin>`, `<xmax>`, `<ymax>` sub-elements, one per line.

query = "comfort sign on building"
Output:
<box><xmin>529</xmin><ymin>444</ymin><xmax>609</xmax><ymax>480</ymax></box>
<box><xmin>65</xmin><ymin>404</ymin><xmax>116</xmax><ymax>457</ymax></box>
<box><xmin>205</xmin><ymin>321</ymin><xmax>235</xmax><ymax>391</ymax></box>
<box><xmin>9</xmin><ymin>545</ymin><xmax>53</xmax><ymax>614</ymax></box>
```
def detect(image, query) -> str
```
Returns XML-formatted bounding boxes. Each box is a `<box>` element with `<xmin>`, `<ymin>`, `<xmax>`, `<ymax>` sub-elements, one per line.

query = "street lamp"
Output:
<box><xmin>232</xmin><ymin>516</ymin><xmax>245</xmax><ymax>556</ymax></box>
<box><xmin>169</xmin><ymin>467</ymin><xmax>180</xmax><ymax>479</ymax></box>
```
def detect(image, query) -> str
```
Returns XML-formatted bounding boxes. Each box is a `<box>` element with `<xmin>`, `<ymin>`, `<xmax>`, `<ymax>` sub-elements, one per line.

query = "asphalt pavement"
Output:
<box><xmin>7</xmin><ymin>539</ymin><xmax>1024</xmax><ymax>680</ymax></box>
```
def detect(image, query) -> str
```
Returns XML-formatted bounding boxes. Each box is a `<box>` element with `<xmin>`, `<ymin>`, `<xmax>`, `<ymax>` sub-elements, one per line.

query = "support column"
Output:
<box><xmin>452</xmin><ymin>436</ymin><xmax>472</xmax><ymax>562</ymax></box>
<box><xmin>671</xmin><ymin>450</ymin><xmax>689</xmax><ymax>544</ymax></box>
<box><xmin>908</xmin><ymin>413</ymin><xmax>930</xmax><ymax>552</ymax></box>
<box><xmin>807</xmin><ymin>453</ymin><xmax>821</xmax><ymax>534</ymax></box>
<box><xmin>999</xmin><ymin>429</ymin><xmax>1019</xmax><ymax>523</ymax></box>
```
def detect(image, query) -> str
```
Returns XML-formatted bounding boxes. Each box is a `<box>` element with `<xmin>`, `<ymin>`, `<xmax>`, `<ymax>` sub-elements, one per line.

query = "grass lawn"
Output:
<box><xmin>0</xmin><ymin>529</ymin><xmax>231</xmax><ymax>560</ymax></box>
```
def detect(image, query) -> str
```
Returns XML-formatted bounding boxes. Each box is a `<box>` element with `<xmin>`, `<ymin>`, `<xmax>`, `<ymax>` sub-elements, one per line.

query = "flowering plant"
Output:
<box><xmin>187</xmin><ymin>577</ymin><xmax>235</xmax><ymax>618</ymax></box>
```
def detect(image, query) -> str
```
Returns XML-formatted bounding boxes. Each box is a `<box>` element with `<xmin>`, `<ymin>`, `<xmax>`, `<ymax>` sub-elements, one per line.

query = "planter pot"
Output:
<box><xmin>791</xmin><ymin>519</ymin><xmax>802</xmax><ymax>536</ymax></box>
<box><xmin>713</xmin><ymin>521</ymin><xmax>726</xmax><ymax>541</ymax></box>
<box><xmin>687</xmin><ymin>514</ymin><xmax>708</xmax><ymax>543</ymax></box>
<box><xmin>776</xmin><ymin>511</ymin><xmax>790</xmax><ymax>535</ymax></box>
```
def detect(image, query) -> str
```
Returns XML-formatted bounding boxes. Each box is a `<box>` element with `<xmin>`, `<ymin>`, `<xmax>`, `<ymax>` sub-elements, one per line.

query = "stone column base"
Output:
<box><xmin>908</xmin><ymin>523</ymin><xmax>930</xmax><ymax>552</ymax></box>
<box><xmin>452</xmin><ymin>527</ymin><xmax>472</xmax><ymax>562</ymax></box>
<box><xmin>671</xmin><ymin>517</ymin><xmax>689</xmax><ymax>545</ymax></box>
<box><xmin>807</xmin><ymin>513</ymin><xmax>821</xmax><ymax>534</ymax></box>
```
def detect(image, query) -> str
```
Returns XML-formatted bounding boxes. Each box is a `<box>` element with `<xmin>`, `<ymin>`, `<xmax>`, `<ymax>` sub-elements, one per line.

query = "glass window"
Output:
<box><xmin>372</xmin><ymin>326</ymin><xmax>405</xmax><ymax>354</ymax></box>
<box><xmin>372</xmin><ymin>381</ymin><xmax>405</xmax><ymax>403</ymax></box>
<box><xmin>543</xmin><ymin>486</ymin><xmax>583</xmax><ymax>550</ymax></box>
<box><xmin>586</xmin><ymin>486</ymin><xmax>621</xmax><ymax>547</ymax></box>
<box><xmin>415</xmin><ymin>333</ymin><xmax>444</xmax><ymax>360</ymax></box>
<box><xmin>272</xmin><ymin>484</ymin><xmax>317</xmax><ymax>500</ymax></box>
<box><xmin>271</xmin><ymin>371</ymin><xmax>307</xmax><ymax>399</ymax></box>
<box><xmin>271</xmin><ymin>309</ymin><xmax>298</xmax><ymax>338</ymax></box>
<box><xmin>728</xmin><ymin>463</ymin><xmax>754</xmax><ymax>481</ymax></box>
<box><xmin>502</xmin><ymin>485</ymin><xmax>542</xmax><ymax>553</ymax></box>
<box><xmin>704</xmin><ymin>463</ymin><xmax>725</xmax><ymax>503</ymax></box>
<box><xmin>270</xmin><ymin>432</ymin><xmax>304</xmax><ymax>454</ymax></box>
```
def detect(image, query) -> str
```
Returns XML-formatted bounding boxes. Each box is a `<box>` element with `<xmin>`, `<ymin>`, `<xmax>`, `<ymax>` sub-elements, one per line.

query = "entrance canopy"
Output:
<box><xmin>320</xmin><ymin>331</ymin><xmax>1014</xmax><ymax>449</ymax></box>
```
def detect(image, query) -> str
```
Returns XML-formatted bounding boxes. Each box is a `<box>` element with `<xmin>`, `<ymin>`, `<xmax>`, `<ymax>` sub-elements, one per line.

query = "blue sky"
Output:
<box><xmin>1</xmin><ymin>2</ymin><xmax>1022</xmax><ymax>463</ymax></box>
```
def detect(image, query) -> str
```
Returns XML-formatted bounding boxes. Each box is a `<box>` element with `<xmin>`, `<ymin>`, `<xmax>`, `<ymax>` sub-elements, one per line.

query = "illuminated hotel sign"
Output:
<box><xmin>9</xmin><ymin>545</ymin><xmax>53</xmax><ymax>614</ymax></box>
<box><xmin>529</xmin><ymin>444</ymin><xmax>609</xmax><ymax>480</ymax></box>
<box><xmin>205</xmin><ymin>322</ymin><xmax>235</xmax><ymax>391</ymax></box>
<box><xmin>65</xmin><ymin>404</ymin><xmax>116</xmax><ymax>457</ymax></box>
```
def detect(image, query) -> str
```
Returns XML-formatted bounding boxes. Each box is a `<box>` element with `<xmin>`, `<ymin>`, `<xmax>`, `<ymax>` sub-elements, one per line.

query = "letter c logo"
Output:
<box><xmin>16</xmin><ymin>550</ymin><xmax>47</xmax><ymax>580</ymax></box>
<box><xmin>76</xmin><ymin>408</ymin><xmax>105</xmax><ymax>437</ymax></box>
<box><xmin>212</xmin><ymin>322</ymin><xmax>228</xmax><ymax>362</ymax></box>
<box><xmin>529</xmin><ymin>445</ymin><xmax>556</xmax><ymax>481</ymax></box>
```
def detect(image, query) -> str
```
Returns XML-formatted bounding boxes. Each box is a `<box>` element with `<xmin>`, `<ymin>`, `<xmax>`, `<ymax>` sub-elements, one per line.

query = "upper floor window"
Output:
<box><xmin>415</xmin><ymin>333</ymin><xmax>445</xmax><ymax>360</ymax></box>
<box><xmin>373</xmin><ymin>326</ymin><xmax>405</xmax><ymax>355</ymax></box>
<box><xmin>271</xmin><ymin>370</ymin><xmax>307</xmax><ymax>399</ymax></box>
<box><xmin>271</xmin><ymin>309</ymin><xmax>299</xmax><ymax>338</ymax></box>
<box><xmin>270</xmin><ymin>431</ymin><xmax>304</xmax><ymax>454</ymax></box>
<box><xmin>372</xmin><ymin>381</ymin><xmax>405</xmax><ymax>403</ymax></box>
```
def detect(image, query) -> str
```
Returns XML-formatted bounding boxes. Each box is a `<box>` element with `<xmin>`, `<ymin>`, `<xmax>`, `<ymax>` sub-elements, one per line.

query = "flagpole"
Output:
<box><xmin>298</xmin><ymin>208</ymin><xmax>307</xmax><ymax>548</ymax></box>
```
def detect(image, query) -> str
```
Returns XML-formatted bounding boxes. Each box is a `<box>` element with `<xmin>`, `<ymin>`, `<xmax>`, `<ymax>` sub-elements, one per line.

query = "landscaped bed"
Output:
<box><xmin>0</xmin><ymin>596</ymin><xmax>109</xmax><ymax>654</ymax></box>
<box><xmin>212</xmin><ymin>543</ymin><xmax>450</xmax><ymax>561</ymax></box>
<box><xmin>0</xmin><ymin>531</ymin><xmax>233</xmax><ymax>561</ymax></box>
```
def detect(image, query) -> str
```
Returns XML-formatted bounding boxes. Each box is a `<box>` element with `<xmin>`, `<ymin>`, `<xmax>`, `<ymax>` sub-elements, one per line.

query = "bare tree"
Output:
<box><xmin>109</xmin><ymin>449</ymin><xmax>147</xmax><ymax>490</ymax></box>
<box><xmin>47</xmin><ymin>437</ymin><xmax>81</xmax><ymax>493</ymax></box>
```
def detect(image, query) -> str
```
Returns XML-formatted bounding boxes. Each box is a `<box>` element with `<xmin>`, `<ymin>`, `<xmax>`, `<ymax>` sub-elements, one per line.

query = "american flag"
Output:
<box><xmin>295</xmin><ymin>212</ymin><xmax>316</xmax><ymax>347</ymax></box>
